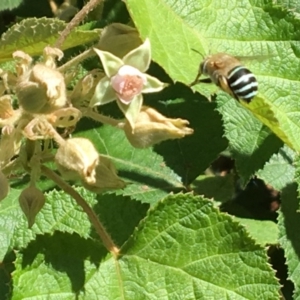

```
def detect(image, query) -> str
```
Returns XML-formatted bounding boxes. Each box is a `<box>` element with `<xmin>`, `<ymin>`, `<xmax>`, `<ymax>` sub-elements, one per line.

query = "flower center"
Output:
<box><xmin>110</xmin><ymin>65</ymin><xmax>146</xmax><ymax>104</ymax></box>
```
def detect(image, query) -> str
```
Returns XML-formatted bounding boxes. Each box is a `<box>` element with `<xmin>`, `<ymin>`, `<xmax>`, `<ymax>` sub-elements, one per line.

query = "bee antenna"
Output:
<box><xmin>191</xmin><ymin>48</ymin><xmax>204</xmax><ymax>59</ymax></box>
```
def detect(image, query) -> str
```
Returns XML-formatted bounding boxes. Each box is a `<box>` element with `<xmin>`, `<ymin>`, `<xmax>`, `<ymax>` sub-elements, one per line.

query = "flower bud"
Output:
<box><xmin>0</xmin><ymin>170</ymin><xmax>9</xmax><ymax>201</ymax></box>
<box><xmin>0</xmin><ymin>95</ymin><xmax>14</xmax><ymax>119</ymax></box>
<box><xmin>82</xmin><ymin>155</ymin><xmax>126</xmax><ymax>193</ymax></box>
<box><xmin>19</xmin><ymin>186</ymin><xmax>46</xmax><ymax>228</ymax></box>
<box><xmin>70</xmin><ymin>70</ymin><xmax>104</xmax><ymax>110</ymax></box>
<box><xmin>55</xmin><ymin>138</ymin><xmax>99</xmax><ymax>184</ymax></box>
<box><xmin>16</xmin><ymin>63</ymin><xmax>67</xmax><ymax>114</ymax></box>
<box><xmin>122</xmin><ymin>106</ymin><xmax>194</xmax><ymax>148</ymax></box>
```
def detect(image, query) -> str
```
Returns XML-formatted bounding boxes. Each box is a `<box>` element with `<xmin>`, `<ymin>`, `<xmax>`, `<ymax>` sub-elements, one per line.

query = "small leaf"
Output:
<box><xmin>216</xmin><ymin>94</ymin><xmax>283</xmax><ymax>184</ymax></box>
<box><xmin>236</xmin><ymin>218</ymin><xmax>279</xmax><ymax>246</ymax></box>
<box><xmin>257</xmin><ymin>145</ymin><xmax>295</xmax><ymax>191</ymax></box>
<box><xmin>0</xmin><ymin>18</ymin><xmax>101</xmax><ymax>63</ymax></box>
<box><xmin>278</xmin><ymin>182</ymin><xmax>300</xmax><ymax>299</ymax></box>
<box><xmin>0</xmin><ymin>0</ymin><xmax>23</xmax><ymax>11</ymax></box>
<box><xmin>77</xmin><ymin>124</ymin><xmax>184</xmax><ymax>204</ymax></box>
<box><xmin>192</xmin><ymin>174</ymin><xmax>235</xmax><ymax>204</ymax></box>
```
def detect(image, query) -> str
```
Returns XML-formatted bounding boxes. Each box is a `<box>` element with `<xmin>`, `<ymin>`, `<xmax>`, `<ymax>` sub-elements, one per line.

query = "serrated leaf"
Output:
<box><xmin>257</xmin><ymin>145</ymin><xmax>295</xmax><ymax>191</ymax></box>
<box><xmin>278</xmin><ymin>182</ymin><xmax>300</xmax><ymax>300</ymax></box>
<box><xmin>126</xmin><ymin>0</ymin><xmax>300</xmax><ymax>153</ymax></box>
<box><xmin>0</xmin><ymin>0</ymin><xmax>23</xmax><ymax>11</ymax></box>
<box><xmin>152</xmin><ymin>90</ymin><xmax>227</xmax><ymax>184</ymax></box>
<box><xmin>12</xmin><ymin>194</ymin><xmax>280</xmax><ymax>299</ymax></box>
<box><xmin>0</xmin><ymin>17</ymin><xmax>101</xmax><ymax>63</ymax></box>
<box><xmin>275</xmin><ymin>0</ymin><xmax>300</xmax><ymax>15</ymax></box>
<box><xmin>12</xmin><ymin>232</ymin><xmax>107</xmax><ymax>300</ymax></box>
<box><xmin>77</xmin><ymin>123</ymin><xmax>184</xmax><ymax>204</ymax></box>
<box><xmin>216</xmin><ymin>94</ymin><xmax>283</xmax><ymax>184</ymax></box>
<box><xmin>236</xmin><ymin>218</ymin><xmax>278</xmax><ymax>245</ymax></box>
<box><xmin>0</xmin><ymin>186</ymin><xmax>147</xmax><ymax>262</ymax></box>
<box><xmin>0</xmin><ymin>188</ymin><xmax>33</xmax><ymax>262</ymax></box>
<box><xmin>191</xmin><ymin>174</ymin><xmax>235</xmax><ymax>204</ymax></box>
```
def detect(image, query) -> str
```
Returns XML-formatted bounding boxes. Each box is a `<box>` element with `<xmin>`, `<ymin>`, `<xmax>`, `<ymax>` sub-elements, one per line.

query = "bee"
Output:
<box><xmin>190</xmin><ymin>53</ymin><xmax>258</xmax><ymax>103</ymax></box>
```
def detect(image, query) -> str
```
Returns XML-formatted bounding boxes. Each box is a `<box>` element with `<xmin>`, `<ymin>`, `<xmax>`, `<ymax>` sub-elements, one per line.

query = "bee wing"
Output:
<box><xmin>218</xmin><ymin>75</ymin><xmax>239</xmax><ymax>100</ymax></box>
<box><xmin>234</xmin><ymin>55</ymin><xmax>274</xmax><ymax>63</ymax></box>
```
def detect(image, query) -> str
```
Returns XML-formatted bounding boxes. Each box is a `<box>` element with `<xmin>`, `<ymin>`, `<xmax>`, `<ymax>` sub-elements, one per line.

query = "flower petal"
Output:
<box><xmin>117</xmin><ymin>94</ymin><xmax>143</xmax><ymax>130</ymax></box>
<box><xmin>90</xmin><ymin>77</ymin><xmax>116</xmax><ymax>107</ymax></box>
<box><xmin>93</xmin><ymin>48</ymin><xmax>123</xmax><ymax>78</ymax></box>
<box><xmin>142</xmin><ymin>74</ymin><xmax>168</xmax><ymax>94</ymax></box>
<box><xmin>123</xmin><ymin>38</ymin><xmax>151</xmax><ymax>72</ymax></box>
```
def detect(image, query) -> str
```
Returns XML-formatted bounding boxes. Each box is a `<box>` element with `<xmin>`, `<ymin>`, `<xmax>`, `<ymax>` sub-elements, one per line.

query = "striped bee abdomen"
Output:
<box><xmin>227</xmin><ymin>66</ymin><xmax>258</xmax><ymax>102</ymax></box>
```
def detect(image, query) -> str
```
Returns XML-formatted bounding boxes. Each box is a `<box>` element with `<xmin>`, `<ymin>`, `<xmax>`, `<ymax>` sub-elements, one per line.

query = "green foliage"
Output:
<box><xmin>12</xmin><ymin>195</ymin><xmax>280</xmax><ymax>299</ymax></box>
<box><xmin>0</xmin><ymin>18</ymin><xmax>101</xmax><ymax>63</ymax></box>
<box><xmin>1</xmin><ymin>0</ymin><xmax>300</xmax><ymax>299</ymax></box>
<box><xmin>0</xmin><ymin>0</ymin><xmax>23</xmax><ymax>11</ymax></box>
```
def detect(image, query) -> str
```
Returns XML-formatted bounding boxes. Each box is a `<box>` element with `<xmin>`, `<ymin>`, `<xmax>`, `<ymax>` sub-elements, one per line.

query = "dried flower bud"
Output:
<box><xmin>46</xmin><ymin>107</ymin><xmax>82</xmax><ymax>128</ymax></box>
<box><xmin>111</xmin><ymin>65</ymin><xmax>146</xmax><ymax>104</ymax></box>
<box><xmin>19</xmin><ymin>186</ymin><xmax>46</xmax><ymax>228</ymax></box>
<box><xmin>0</xmin><ymin>126</ymin><xmax>22</xmax><ymax>166</ymax></box>
<box><xmin>82</xmin><ymin>156</ymin><xmax>126</xmax><ymax>193</ymax></box>
<box><xmin>70</xmin><ymin>70</ymin><xmax>104</xmax><ymax>110</ymax></box>
<box><xmin>13</xmin><ymin>50</ymin><xmax>33</xmax><ymax>77</ymax></box>
<box><xmin>16</xmin><ymin>63</ymin><xmax>67</xmax><ymax>114</ymax></box>
<box><xmin>0</xmin><ymin>95</ymin><xmax>14</xmax><ymax>119</ymax></box>
<box><xmin>121</xmin><ymin>106</ymin><xmax>194</xmax><ymax>148</ymax></box>
<box><xmin>0</xmin><ymin>170</ymin><xmax>9</xmax><ymax>201</ymax></box>
<box><xmin>43</xmin><ymin>46</ymin><xmax>63</xmax><ymax>68</ymax></box>
<box><xmin>55</xmin><ymin>138</ymin><xmax>99</xmax><ymax>184</ymax></box>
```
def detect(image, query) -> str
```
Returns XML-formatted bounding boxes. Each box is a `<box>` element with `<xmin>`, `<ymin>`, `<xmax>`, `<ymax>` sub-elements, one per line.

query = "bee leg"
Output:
<box><xmin>218</xmin><ymin>75</ymin><xmax>239</xmax><ymax>101</ymax></box>
<box><xmin>189</xmin><ymin>76</ymin><xmax>212</xmax><ymax>87</ymax></box>
<box><xmin>199</xmin><ymin>78</ymin><xmax>213</xmax><ymax>83</ymax></box>
<box><xmin>189</xmin><ymin>71</ymin><xmax>203</xmax><ymax>87</ymax></box>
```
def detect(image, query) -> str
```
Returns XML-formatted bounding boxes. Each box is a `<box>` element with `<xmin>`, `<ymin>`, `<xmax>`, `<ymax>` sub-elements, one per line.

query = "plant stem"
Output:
<box><xmin>57</xmin><ymin>48</ymin><xmax>95</xmax><ymax>73</ymax></box>
<box><xmin>40</xmin><ymin>165</ymin><xmax>120</xmax><ymax>257</ymax></box>
<box><xmin>84</xmin><ymin>109</ymin><xmax>121</xmax><ymax>127</ymax></box>
<box><xmin>54</xmin><ymin>0</ymin><xmax>104</xmax><ymax>49</ymax></box>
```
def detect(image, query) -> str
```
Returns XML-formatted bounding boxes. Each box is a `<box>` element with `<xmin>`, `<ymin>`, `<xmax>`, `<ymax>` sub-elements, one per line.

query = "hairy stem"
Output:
<box><xmin>57</xmin><ymin>48</ymin><xmax>95</xmax><ymax>73</ymax></box>
<box><xmin>41</xmin><ymin>165</ymin><xmax>120</xmax><ymax>256</ymax></box>
<box><xmin>84</xmin><ymin>109</ymin><xmax>121</xmax><ymax>127</ymax></box>
<box><xmin>54</xmin><ymin>0</ymin><xmax>103</xmax><ymax>49</ymax></box>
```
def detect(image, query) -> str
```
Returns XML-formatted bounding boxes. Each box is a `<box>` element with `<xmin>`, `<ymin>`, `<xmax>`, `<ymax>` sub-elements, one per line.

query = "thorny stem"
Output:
<box><xmin>84</xmin><ymin>109</ymin><xmax>121</xmax><ymax>127</ymax></box>
<box><xmin>41</xmin><ymin>165</ymin><xmax>120</xmax><ymax>257</ymax></box>
<box><xmin>54</xmin><ymin>0</ymin><xmax>103</xmax><ymax>49</ymax></box>
<box><xmin>57</xmin><ymin>48</ymin><xmax>95</xmax><ymax>73</ymax></box>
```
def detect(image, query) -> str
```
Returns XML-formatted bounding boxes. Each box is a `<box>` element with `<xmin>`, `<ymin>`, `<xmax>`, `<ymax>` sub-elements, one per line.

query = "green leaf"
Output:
<box><xmin>0</xmin><ymin>186</ymin><xmax>147</xmax><ymax>262</ymax></box>
<box><xmin>126</xmin><ymin>0</ymin><xmax>300</xmax><ymax>153</ymax></box>
<box><xmin>77</xmin><ymin>123</ymin><xmax>184</xmax><ymax>204</ymax></box>
<box><xmin>0</xmin><ymin>17</ymin><xmax>101</xmax><ymax>63</ymax></box>
<box><xmin>12</xmin><ymin>194</ymin><xmax>280</xmax><ymax>299</ymax></box>
<box><xmin>236</xmin><ymin>218</ymin><xmax>278</xmax><ymax>245</ymax></box>
<box><xmin>216</xmin><ymin>94</ymin><xmax>283</xmax><ymax>184</ymax></box>
<box><xmin>278</xmin><ymin>182</ymin><xmax>300</xmax><ymax>299</ymax></box>
<box><xmin>12</xmin><ymin>232</ymin><xmax>107</xmax><ymax>300</ymax></box>
<box><xmin>275</xmin><ymin>0</ymin><xmax>300</xmax><ymax>14</ymax></box>
<box><xmin>257</xmin><ymin>145</ymin><xmax>295</xmax><ymax>191</ymax></box>
<box><xmin>192</xmin><ymin>174</ymin><xmax>235</xmax><ymax>204</ymax></box>
<box><xmin>0</xmin><ymin>0</ymin><xmax>23</xmax><ymax>11</ymax></box>
<box><xmin>0</xmin><ymin>188</ymin><xmax>30</xmax><ymax>262</ymax></box>
<box><xmin>152</xmin><ymin>91</ymin><xmax>228</xmax><ymax>184</ymax></box>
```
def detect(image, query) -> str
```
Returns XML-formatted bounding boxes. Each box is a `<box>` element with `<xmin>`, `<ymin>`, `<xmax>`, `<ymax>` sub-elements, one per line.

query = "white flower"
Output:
<box><xmin>90</xmin><ymin>39</ymin><xmax>167</xmax><ymax>128</ymax></box>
